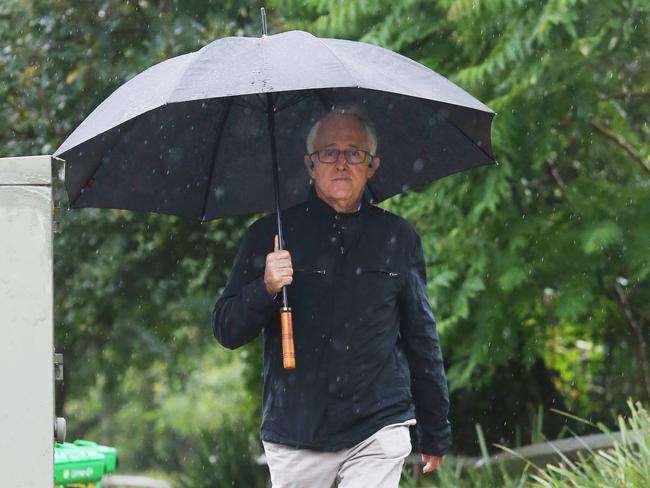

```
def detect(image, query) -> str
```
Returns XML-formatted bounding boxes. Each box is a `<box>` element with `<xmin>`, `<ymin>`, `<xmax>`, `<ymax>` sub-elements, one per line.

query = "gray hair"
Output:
<box><xmin>306</xmin><ymin>106</ymin><xmax>378</xmax><ymax>155</ymax></box>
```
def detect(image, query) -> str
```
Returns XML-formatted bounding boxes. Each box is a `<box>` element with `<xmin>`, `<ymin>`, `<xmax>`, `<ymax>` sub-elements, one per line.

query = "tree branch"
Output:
<box><xmin>598</xmin><ymin>91</ymin><xmax>650</xmax><ymax>101</ymax></box>
<box><xmin>590</xmin><ymin>120</ymin><xmax>650</xmax><ymax>176</ymax></box>
<box><xmin>132</xmin><ymin>0</ymin><xmax>151</xmax><ymax>29</ymax></box>
<box><xmin>614</xmin><ymin>278</ymin><xmax>650</xmax><ymax>405</ymax></box>
<box><xmin>546</xmin><ymin>160</ymin><xmax>567</xmax><ymax>193</ymax></box>
<box><xmin>159</xmin><ymin>0</ymin><xmax>171</xmax><ymax>15</ymax></box>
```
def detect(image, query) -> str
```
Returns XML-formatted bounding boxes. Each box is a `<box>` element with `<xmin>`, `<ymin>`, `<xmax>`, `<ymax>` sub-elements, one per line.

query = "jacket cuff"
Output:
<box><xmin>242</xmin><ymin>276</ymin><xmax>278</xmax><ymax>314</ymax></box>
<box><xmin>418</xmin><ymin>422</ymin><xmax>452</xmax><ymax>456</ymax></box>
<box><xmin>243</xmin><ymin>276</ymin><xmax>277</xmax><ymax>312</ymax></box>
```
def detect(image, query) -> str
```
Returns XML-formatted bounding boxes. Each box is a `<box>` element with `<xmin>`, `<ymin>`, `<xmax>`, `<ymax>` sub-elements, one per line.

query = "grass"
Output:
<box><xmin>400</xmin><ymin>423</ymin><xmax>529</xmax><ymax>487</ymax></box>
<box><xmin>529</xmin><ymin>400</ymin><xmax>649</xmax><ymax>487</ymax></box>
<box><xmin>401</xmin><ymin>400</ymin><xmax>649</xmax><ymax>487</ymax></box>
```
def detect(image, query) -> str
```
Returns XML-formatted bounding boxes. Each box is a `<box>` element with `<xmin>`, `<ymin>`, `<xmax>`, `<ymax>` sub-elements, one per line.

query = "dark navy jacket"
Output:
<box><xmin>212</xmin><ymin>189</ymin><xmax>451</xmax><ymax>455</ymax></box>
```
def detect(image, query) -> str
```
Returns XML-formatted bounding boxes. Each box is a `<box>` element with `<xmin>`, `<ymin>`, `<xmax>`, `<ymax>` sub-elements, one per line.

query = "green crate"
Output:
<box><xmin>72</xmin><ymin>441</ymin><xmax>117</xmax><ymax>474</ymax></box>
<box><xmin>54</xmin><ymin>440</ymin><xmax>117</xmax><ymax>487</ymax></box>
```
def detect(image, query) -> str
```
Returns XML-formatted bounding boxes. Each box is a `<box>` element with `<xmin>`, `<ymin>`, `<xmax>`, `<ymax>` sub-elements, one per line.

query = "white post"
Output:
<box><xmin>0</xmin><ymin>155</ymin><xmax>56</xmax><ymax>487</ymax></box>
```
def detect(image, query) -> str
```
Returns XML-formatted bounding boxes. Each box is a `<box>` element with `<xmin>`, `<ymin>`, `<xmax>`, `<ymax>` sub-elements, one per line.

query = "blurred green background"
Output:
<box><xmin>1</xmin><ymin>0</ymin><xmax>648</xmax><ymax>485</ymax></box>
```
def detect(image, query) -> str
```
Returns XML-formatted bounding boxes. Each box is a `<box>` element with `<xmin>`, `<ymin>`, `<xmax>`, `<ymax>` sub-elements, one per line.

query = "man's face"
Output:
<box><xmin>304</xmin><ymin>114</ymin><xmax>380</xmax><ymax>211</ymax></box>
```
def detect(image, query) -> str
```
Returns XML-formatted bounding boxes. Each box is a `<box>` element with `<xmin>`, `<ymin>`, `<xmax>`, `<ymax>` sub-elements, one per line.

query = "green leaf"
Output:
<box><xmin>498</xmin><ymin>266</ymin><xmax>527</xmax><ymax>291</ymax></box>
<box><xmin>581</xmin><ymin>221</ymin><xmax>623</xmax><ymax>255</ymax></box>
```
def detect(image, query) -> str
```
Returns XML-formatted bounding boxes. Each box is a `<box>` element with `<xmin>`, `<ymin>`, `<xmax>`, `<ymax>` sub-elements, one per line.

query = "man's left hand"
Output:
<box><xmin>421</xmin><ymin>454</ymin><xmax>444</xmax><ymax>473</ymax></box>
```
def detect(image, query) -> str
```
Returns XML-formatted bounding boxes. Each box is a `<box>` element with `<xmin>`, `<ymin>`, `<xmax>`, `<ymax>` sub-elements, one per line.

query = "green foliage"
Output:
<box><xmin>401</xmin><ymin>401</ymin><xmax>650</xmax><ymax>487</ymax></box>
<box><xmin>175</xmin><ymin>415</ymin><xmax>264</xmax><ymax>488</ymax></box>
<box><xmin>1</xmin><ymin>0</ymin><xmax>265</xmax><ymax>473</ymax></box>
<box><xmin>530</xmin><ymin>400</ymin><xmax>650</xmax><ymax>487</ymax></box>
<box><xmin>271</xmin><ymin>0</ymin><xmax>650</xmax><ymax>452</ymax></box>
<box><xmin>400</xmin><ymin>423</ymin><xmax>531</xmax><ymax>487</ymax></box>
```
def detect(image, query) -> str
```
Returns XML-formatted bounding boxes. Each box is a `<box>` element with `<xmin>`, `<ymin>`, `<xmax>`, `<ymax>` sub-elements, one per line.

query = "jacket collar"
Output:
<box><xmin>306</xmin><ymin>185</ymin><xmax>370</xmax><ymax>219</ymax></box>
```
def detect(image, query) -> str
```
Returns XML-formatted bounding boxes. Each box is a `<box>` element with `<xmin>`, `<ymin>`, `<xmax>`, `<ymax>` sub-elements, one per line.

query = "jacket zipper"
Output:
<box><xmin>295</xmin><ymin>268</ymin><xmax>327</xmax><ymax>275</ymax></box>
<box><xmin>360</xmin><ymin>269</ymin><xmax>400</xmax><ymax>278</ymax></box>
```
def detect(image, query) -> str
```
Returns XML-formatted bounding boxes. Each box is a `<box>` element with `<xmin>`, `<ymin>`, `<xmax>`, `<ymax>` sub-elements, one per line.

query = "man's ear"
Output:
<box><xmin>367</xmin><ymin>156</ymin><xmax>380</xmax><ymax>178</ymax></box>
<box><xmin>304</xmin><ymin>154</ymin><xmax>315</xmax><ymax>176</ymax></box>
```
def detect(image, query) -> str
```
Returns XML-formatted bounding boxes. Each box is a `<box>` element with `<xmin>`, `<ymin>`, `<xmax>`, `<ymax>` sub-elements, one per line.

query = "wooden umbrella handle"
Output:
<box><xmin>280</xmin><ymin>307</ymin><xmax>295</xmax><ymax>369</ymax></box>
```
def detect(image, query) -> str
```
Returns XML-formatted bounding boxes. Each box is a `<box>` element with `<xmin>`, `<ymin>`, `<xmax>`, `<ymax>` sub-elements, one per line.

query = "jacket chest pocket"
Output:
<box><xmin>352</xmin><ymin>267</ymin><xmax>403</xmax><ymax>307</ymax></box>
<box><xmin>355</xmin><ymin>268</ymin><xmax>402</xmax><ymax>286</ymax></box>
<box><xmin>294</xmin><ymin>268</ymin><xmax>328</xmax><ymax>288</ymax></box>
<box><xmin>356</xmin><ymin>268</ymin><xmax>400</xmax><ymax>279</ymax></box>
<box><xmin>294</xmin><ymin>268</ymin><xmax>327</xmax><ymax>277</ymax></box>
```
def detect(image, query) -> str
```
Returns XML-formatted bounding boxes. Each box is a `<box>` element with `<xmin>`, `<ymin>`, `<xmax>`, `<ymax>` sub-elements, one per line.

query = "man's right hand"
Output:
<box><xmin>264</xmin><ymin>235</ymin><xmax>293</xmax><ymax>296</ymax></box>
<box><xmin>422</xmin><ymin>454</ymin><xmax>444</xmax><ymax>473</ymax></box>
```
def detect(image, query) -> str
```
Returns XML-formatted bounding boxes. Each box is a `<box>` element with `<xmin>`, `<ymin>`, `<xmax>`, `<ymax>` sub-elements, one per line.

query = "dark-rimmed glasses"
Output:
<box><xmin>309</xmin><ymin>148</ymin><xmax>374</xmax><ymax>165</ymax></box>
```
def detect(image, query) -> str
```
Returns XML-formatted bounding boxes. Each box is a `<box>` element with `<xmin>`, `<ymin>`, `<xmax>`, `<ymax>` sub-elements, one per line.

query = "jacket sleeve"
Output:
<box><xmin>399</xmin><ymin>230</ymin><xmax>452</xmax><ymax>456</ymax></box>
<box><xmin>212</xmin><ymin>223</ymin><xmax>277</xmax><ymax>349</ymax></box>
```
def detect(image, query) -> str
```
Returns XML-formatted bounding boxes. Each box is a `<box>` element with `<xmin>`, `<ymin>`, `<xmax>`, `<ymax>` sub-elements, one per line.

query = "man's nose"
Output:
<box><xmin>334</xmin><ymin>151</ymin><xmax>350</xmax><ymax>168</ymax></box>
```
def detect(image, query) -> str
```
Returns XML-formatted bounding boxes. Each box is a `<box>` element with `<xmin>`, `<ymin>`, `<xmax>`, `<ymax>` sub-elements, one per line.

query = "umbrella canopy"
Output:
<box><xmin>55</xmin><ymin>30</ymin><xmax>495</xmax><ymax>221</ymax></box>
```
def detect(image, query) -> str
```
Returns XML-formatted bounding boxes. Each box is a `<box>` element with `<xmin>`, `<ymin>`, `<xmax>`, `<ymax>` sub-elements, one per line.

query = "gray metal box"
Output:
<box><xmin>0</xmin><ymin>155</ymin><xmax>56</xmax><ymax>487</ymax></box>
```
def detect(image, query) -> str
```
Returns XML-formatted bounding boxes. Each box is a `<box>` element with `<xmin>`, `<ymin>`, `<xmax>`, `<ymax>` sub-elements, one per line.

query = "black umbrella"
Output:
<box><xmin>55</xmin><ymin>24</ymin><xmax>496</xmax><ymax>370</ymax></box>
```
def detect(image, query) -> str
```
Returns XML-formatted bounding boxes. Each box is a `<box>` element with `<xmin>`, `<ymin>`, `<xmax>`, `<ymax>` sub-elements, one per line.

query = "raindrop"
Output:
<box><xmin>169</xmin><ymin>147</ymin><xmax>183</xmax><ymax>161</ymax></box>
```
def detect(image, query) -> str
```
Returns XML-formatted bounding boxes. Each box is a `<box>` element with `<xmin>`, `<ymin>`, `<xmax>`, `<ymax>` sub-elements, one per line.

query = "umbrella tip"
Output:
<box><xmin>260</xmin><ymin>7</ymin><xmax>268</xmax><ymax>37</ymax></box>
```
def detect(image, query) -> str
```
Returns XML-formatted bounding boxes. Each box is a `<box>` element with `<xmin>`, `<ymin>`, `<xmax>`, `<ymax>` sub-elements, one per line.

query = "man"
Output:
<box><xmin>212</xmin><ymin>108</ymin><xmax>451</xmax><ymax>487</ymax></box>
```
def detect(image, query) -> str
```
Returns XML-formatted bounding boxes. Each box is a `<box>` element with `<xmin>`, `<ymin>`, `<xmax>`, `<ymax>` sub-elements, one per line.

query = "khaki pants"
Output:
<box><xmin>262</xmin><ymin>420</ymin><xmax>415</xmax><ymax>488</ymax></box>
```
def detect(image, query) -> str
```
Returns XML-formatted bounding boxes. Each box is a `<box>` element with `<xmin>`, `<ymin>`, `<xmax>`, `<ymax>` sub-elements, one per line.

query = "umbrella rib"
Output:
<box><xmin>256</xmin><ymin>93</ymin><xmax>268</xmax><ymax>111</ymax></box>
<box><xmin>315</xmin><ymin>37</ymin><xmax>358</xmax><ymax>86</ymax></box>
<box><xmin>254</xmin><ymin>92</ymin><xmax>280</xmax><ymax>112</ymax></box>
<box><xmin>251</xmin><ymin>94</ymin><xmax>270</xmax><ymax>112</ymax></box>
<box><xmin>200</xmin><ymin>98</ymin><xmax>234</xmax><ymax>221</ymax></box>
<box><xmin>443</xmin><ymin>111</ymin><xmax>495</xmax><ymax>162</ymax></box>
<box><xmin>275</xmin><ymin>92</ymin><xmax>314</xmax><ymax>112</ymax></box>
<box><xmin>69</xmin><ymin>117</ymin><xmax>139</xmax><ymax>207</ymax></box>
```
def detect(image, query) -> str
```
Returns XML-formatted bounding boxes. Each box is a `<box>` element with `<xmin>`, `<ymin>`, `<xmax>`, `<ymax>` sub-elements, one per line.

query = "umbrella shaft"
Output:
<box><xmin>266</xmin><ymin>93</ymin><xmax>289</xmax><ymax>308</ymax></box>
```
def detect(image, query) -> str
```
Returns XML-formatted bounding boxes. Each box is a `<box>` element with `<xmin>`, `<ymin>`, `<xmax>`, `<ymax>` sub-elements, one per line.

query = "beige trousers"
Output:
<box><xmin>262</xmin><ymin>420</ymin><xmax>416</xmax><ymax>488</ymax></box>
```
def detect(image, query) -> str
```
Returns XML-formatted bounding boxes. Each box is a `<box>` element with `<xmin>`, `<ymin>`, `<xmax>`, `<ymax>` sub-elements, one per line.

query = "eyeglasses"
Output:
<box><xmin>309</xmin><ymin>148</ymin><xmax>374</xmax><ymax>165</ymax></box>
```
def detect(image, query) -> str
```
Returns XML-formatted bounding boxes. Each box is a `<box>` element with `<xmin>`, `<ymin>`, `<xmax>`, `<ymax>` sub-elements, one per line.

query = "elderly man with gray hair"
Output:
<box><xmin>212</xmin><ymin>107</ymin><xmax>451</xmax><ymax>487</ymax></box>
